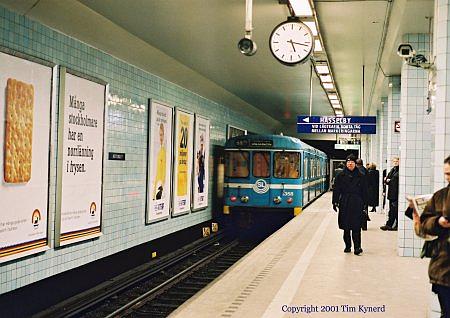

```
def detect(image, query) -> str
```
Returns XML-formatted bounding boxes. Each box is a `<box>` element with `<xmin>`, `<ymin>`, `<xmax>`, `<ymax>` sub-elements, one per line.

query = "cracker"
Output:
<box><xmin>4</xmin><ymin>78</ymin><xmax>34</xmax><ymax>183</ymax></box>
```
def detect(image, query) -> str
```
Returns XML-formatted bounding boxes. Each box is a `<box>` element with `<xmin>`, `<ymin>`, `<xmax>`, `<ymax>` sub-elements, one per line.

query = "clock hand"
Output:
<box><xmin>287</xmin><ymin>39</ymin><xmax>296</xmax><ymax>52</ymax></box>
<box><xmin>291</xmin><ymin>41</ymin><xmax>309</xmax><ymax>47</ymax></box>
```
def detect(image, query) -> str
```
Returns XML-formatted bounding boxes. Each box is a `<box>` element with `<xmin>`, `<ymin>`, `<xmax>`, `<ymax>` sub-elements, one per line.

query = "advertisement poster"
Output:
<box><xmin>56</xmin><ymin>68</ymin><xmax>105</xmax><ymax>247</ymax></box>
<box><xmin>192</xmin><ymin>116</ymin><xmax>210</xmax><ymax>211</ymax></box>
<box><xmin>173</xmin><ymin>109</ymin><xmax>194</xmax><ymax>216</ymax></box>
<box><xmin>0</xmin><ymin>50</ymin><xmax>53</xmax><ymax>262</ymax></box>
<box><xmin>146</xmin><ymin>100</ymin><xmax>173</xmax><ymax>223</ymax></box>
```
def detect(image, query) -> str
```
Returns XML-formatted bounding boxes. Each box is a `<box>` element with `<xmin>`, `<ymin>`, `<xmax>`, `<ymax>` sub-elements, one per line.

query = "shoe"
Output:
<box><xmin>344</xmin><ymin>247</ymin><xmax>351</xmax><ymax>253</ymax></box>
<box><xmin>380</xmin><ymin>225</ymin><xmax>391</xmax><ymax>231</ymax></box>
<box><xmin>354</xmin><ymin>248</ymin><xmax>363</xmax><ymax>255</ymax></box>
<box><xmin>388</xmin><ymin>226</ymin><xmax>398</xmax><ymax>231</ymax></box>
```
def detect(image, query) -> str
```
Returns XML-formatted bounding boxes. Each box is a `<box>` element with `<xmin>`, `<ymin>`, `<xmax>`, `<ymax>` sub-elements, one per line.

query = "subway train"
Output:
<box><xmin>223</xmin><ymin>134</ymin><xmax>328</xmax><ymax>217</ymax></box>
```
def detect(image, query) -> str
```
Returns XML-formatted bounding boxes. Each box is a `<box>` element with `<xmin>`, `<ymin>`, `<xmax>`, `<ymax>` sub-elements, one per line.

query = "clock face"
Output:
<box><xmin>269</xmin><ymin>20</ymin><xmax>314</xmax><ymax>65</ymax></box>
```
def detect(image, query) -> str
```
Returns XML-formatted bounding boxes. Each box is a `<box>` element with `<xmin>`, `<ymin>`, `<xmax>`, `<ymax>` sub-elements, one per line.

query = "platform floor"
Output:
<box><xmin>171</xmin><ymin>193</ymin><xmax>430</xmax><ymax>318</ymax></box>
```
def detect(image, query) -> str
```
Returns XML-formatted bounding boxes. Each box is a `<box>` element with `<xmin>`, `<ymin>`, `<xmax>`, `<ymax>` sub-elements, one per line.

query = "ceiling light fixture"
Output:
<box><xmin>314</xmin><ymin>39</ymin><xmax>322</xmax><ymax>52</ymax></box>
<box><xmin>304</xmin><ymin>21</ymin><xmax>318</xmax><ymax>36</ymax></box>
<box><xmin>323</xmin><ymin>82</ymin><xmax>334</xmax><ymax>90</ymax></box>
<box><xmin>316</xmin><ymin>64</ymin><xmax>329</xmax><ymax>74</ymax></box>
<box><xmin>320</xmin><ymin>75</ymin><xmax>332</xmax><ymax>82</ymax></box>
<box><xmin>328</xmin><ymin>94</ymin><xmax>338</xmax><ymax>100</ymax></box>
<box><xmin>288</xmin><ymin>0</ymin><xmax>313</xmax><ymax>17</ymax></box>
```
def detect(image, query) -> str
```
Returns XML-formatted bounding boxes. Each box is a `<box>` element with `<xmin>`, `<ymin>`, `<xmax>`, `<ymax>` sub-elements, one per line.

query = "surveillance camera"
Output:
<box><xmin>397</xmin><ymin>43</ymin><xmax>416</xmax><ymax>59</ymax></box>
<box><xmin>238</xmin><ymin>38</ymin><xmax>257</xmax><ymax>56</ymax></box>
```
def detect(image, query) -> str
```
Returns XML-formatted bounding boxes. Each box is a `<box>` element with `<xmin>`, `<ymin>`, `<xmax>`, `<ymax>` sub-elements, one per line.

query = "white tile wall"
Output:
<box><xmin>398</xmin><ymin>34</ymin><xmax>432</xmax><ymax>259</ymax></box>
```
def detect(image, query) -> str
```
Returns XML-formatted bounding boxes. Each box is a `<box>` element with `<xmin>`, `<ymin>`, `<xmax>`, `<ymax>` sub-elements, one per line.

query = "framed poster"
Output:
<box><xmin>172</xmin><ymin>108</ymin><xmax>194</xmax><ymax>216</ymax></box>
<box><xmin>0</xmin><ymin>48</ymin><xmax>54</xmax><ymax>263</ymax></box>
<box><xmin>192</xmin><ymin>115</ymin><xmax>210</xmax><ymax>211</ymax></box>
<box><xmin>226</xmin><ymin>124</ymin><xmax>247</xmax><ymax>139</ymax></box>
<box><xmin>146</xmin><ymin>100</ymin><xmax>173</xmax><ymax>223</ymax></box>
<box><xmin>55</xmin><ymin>67</ymin><xmax>106</xmax><ymax>247</ymax></box>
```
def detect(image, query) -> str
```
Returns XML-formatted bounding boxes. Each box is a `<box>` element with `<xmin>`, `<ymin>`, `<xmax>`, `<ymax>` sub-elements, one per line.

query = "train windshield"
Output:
<box><xmin>225</xmin><ymin>151</ymin><xmax>250</xmax><ymax>178</ymax></box>
<box><xmin>274</xmin><ymin>152</ymin><xmax>300</xmax><ymax>179</ymax></box>
<box><xmin>253</xmin><ymin>152</ymin><xmax>270</xmax><ymax>178</ymax></box>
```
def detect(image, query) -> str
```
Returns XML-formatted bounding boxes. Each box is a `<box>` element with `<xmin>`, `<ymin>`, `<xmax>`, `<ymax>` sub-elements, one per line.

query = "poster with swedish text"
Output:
<box><xmin>55</xmin><ymin>68</ymin><xmax>106</xmax><ymax>247</ymax></box>
<box><xmin>192</xmin><ymin>116</ymin><xmax>210</xmax><ymax>211</ymax></box>
<box><xmin>146</xmin><ymin>100</ymin><xmax>173</xmax><ymax>223</ymax></box>
<box><xmin>0</xmin><ymin>49</ymin><xmax>53</xmax><ymax>263</ymax></box>
<box><xmin>172</xmin><ymin>109</ymin><xmax>194</xmax><ymax>216</ymax></box>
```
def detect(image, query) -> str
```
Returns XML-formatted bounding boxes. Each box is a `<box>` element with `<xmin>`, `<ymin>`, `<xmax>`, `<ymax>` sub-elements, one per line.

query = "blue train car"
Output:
<box><xmin>223</xmin><ymin>134</ymin><xmax>328</xmax><ymax>216</ymax></box>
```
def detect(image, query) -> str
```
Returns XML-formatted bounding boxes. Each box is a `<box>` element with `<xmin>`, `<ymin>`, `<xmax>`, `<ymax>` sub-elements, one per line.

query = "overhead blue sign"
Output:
<box><xmin>297</xmin><ymin>116</ymin><xmax>377</xmax><ymax>134</ymax></box>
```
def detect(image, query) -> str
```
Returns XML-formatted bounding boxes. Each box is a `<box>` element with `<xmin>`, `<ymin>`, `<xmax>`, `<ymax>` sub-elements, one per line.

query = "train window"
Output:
<box><xmin>253</xmin><ymin>152</ymin><xmax>270</xmax><ymax>178</ymax></box>
<box><xmin>274</xmin><ymin>152</ymin><xmax>300</xmax><ymax>179</ymax></box>
<box><xmin>225</xmin><ymin>151</ymin><xmax>249</xmax><ymax>178</ymax></box>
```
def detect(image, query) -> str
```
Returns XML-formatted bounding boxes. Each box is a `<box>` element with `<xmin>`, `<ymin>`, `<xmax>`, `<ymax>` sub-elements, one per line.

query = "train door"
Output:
<box><xmin>302</xmin><ymin>153</ymin><xmax>308</xmax><ymax>206</ymax></box>
<box><xmin>252</xmin><ymin>151</ymin><xmax>271</xmax><ymax>206</ymax></box>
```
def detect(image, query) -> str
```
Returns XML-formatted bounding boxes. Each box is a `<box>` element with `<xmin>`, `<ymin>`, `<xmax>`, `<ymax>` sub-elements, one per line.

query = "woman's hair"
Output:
<box><xmin>371</xmin><ymin>162</ymin><xmax>377</xmax><ymax>169</ymax></box>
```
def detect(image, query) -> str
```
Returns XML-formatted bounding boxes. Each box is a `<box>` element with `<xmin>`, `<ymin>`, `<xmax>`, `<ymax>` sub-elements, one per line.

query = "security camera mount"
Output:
<box><xmin>238</xmin><ymin>0</ymin><xmax>257</xmax><ymax>56</ymax></box>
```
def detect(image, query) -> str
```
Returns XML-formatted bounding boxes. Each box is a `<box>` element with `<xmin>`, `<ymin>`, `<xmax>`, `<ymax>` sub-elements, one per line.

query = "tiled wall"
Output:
<box><xmin>433</xmin><ymin>0</ymin><xmax>450</xmax><ymax>191</ymax></box>
<box><xmin>398</xmin><ymin>34</ymin><xmax>432</xmax><ymax>258</ymax></box>
<box><xmin>0</xmin><ymin>6</ymin><xmax>273</xmax><ymax>294</ymax></box>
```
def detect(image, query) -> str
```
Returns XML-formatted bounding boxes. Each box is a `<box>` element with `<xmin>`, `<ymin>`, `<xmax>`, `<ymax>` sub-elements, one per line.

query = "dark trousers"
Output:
<box><xmin>386</xmin><ymin>200</ymin><xmax>398</xmax><ymax>227</ymax></box>
<box><xmin>343</xmin><ymin>230</ymin><xmax>361</xmax><ymax>249</ymax></box>
<box><xmin>433</xmin><ymin>284</ymin><xmax>450</xmax><ymax>318</ymax></box>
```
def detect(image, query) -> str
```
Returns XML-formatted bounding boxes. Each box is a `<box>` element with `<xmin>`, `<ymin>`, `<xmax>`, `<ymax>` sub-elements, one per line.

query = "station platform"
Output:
<box><xmin>171</xmin><ymin>193</ymin><xmax>430</xmax><ymax>318</ymax></box>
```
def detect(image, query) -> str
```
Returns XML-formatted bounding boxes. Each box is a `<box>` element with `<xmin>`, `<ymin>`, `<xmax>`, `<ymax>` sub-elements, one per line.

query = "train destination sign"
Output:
<box><xmin>297</xmin><ymin>116</ymin><xmax>376</xmax><ymax>134</ymax></box>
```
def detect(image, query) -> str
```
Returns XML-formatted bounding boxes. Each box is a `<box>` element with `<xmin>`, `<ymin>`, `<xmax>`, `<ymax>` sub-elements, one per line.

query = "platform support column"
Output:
<box><xmin>433</xmin><ymin>0</ymin><xmax>450</xmax><ymax>191</ymax></box>
<box><xmin>398</xmin><ymin>34</ymin><xmax>432</xmax><ymax>258</ymax></box>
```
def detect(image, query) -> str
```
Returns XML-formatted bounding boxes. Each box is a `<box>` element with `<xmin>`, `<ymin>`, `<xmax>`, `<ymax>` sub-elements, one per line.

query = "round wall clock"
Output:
<box><xmin>269</xmin><ymin>17</ymin><xmax>314</xmax><ymax>66</ymax></box>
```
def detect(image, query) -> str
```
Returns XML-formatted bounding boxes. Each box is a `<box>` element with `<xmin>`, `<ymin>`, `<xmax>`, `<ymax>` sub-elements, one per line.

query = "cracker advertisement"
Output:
<box><xmin>146</xmin><ymin>100</ymin><xmax>173</xmax><ymax>223</ymax></box>
<box><xmin>56</xmin><ymin>69</ymin><xmax>105</xmax><ymax>246</ymax></box>
<box><xmin>192</xmin><ymin>116</ymin><xmax>210</xmax><ymax>211</ymax></box>
<box><xmin>173</xmin><ymin>109</ymin><xmax>194</xmax><ymax>216</ymax></box>
<box><xmin>0</xmin><ymin>51</ymin><xmax>52</xmax><ymax>263</ymax></box>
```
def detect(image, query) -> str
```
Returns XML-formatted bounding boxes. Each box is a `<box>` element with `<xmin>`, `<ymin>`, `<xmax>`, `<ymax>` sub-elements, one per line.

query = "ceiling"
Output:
<box><xmin>0</xmin><ymin>0</ymin><xmax>434</xmax><ymax>137</ymax></box>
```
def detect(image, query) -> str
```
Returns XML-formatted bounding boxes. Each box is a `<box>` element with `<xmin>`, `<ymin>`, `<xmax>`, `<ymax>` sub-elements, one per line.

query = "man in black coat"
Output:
<box><xmin>380</xmin><ymin>157</ymin><xmax>400</xmax><ymax>231</ymax></box>
<box><xmin>332</xmin><ymin>154</ymin><xmax>369</xmax><ymax>255</ymax></box>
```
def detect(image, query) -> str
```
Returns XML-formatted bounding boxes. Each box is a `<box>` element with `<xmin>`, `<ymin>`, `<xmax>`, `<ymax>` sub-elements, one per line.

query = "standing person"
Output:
<box><xmin>356</xmin><ymin>158</ymin><xmax>370</xmax><ymax>229</ymax></box>
<box><xmin>356</xmin><ymin>158</ymin><xmax>368</xmax><ymax>176</ymax></box>
<box><xmin>419</xmin><ymin>155</ymin><xmax>450</xmax><ymax>317</ymax></box>
<box><xmin>332</xmin><ymin>154</ymin><xmax>368</xmax><ymax>255</ymax></box>
<box><xmin>332</xmin><ymin>162</ymin><xmax>345</xmax><ymax>190</ymax></box>
<box><xmin>380</xmin><ymin>157</ymin><xmax>400</xmax><ymax>231</ymax></box>
<box><xmin>367</xmin><ymin>163</ymin><xmax>380</xmax><ymax>212</ymax></box>
<box><xmin>382</xmin><ymin>168</ymin><xmax>387</xmax><ymax>210</ymax></box>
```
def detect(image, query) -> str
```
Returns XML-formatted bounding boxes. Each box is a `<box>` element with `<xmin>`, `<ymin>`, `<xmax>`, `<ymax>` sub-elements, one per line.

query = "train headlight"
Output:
<box><xmin>240</xmin><ymin>196</ymin><xmax>249</xmax><ymax>203</ymax></box>
<box><xmin>273</xmin><ymin>196</ymin><xmax>282</xmax><ymax>204</ymax></box>
<box><xmin>287</xmin><ymin>197</ymin><xmax>293</xmax><ymax>204</ymax></box>
<box><xmin>230</xmin><ymin>196</ymin><xmax>237</xmax><ymax>202</ymax></box>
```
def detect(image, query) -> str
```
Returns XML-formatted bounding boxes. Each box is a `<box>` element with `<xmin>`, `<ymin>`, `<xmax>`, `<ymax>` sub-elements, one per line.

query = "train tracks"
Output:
<box><xmin>38</xmin><ymin>232</ymin><xmax>260</xmax><ymax>318</ymax></box>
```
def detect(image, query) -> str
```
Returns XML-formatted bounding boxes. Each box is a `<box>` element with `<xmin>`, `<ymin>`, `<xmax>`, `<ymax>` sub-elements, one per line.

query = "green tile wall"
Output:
<box><xmin>0</xmin><ymin>5</ymin><xmax>272</xmax><ymax>294</ymax></box>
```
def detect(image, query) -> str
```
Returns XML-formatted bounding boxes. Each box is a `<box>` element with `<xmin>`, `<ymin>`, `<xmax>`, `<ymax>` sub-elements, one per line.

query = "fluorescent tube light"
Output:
<box><xmin>314</xmin><ymin>39</ymin><xmax>322</xmax><ymax>52</ymax></box>
<box><xmin>289</xmin><ymin>0</ymin><xmax>313</xmax><ymax>17</ymax></box>
<box><xmin>328</xmin><ymin>94</ymin><xmax>338</xmax><ymax>100</ymax></box>
<box><xmin>323</xmin><ymin>82</ymin><xmax>334</xmax><ymax>90</ymax></box>
<box><xmin>316</xmin><ymin>64</ymin><xmax>329</xmax><ymax>74</ymax></box>
<box><xmin>304</xmin><ymin>21</ymin><xmax>318</xmax><ymax>36</ymax></box>
<box><xmin>320</xmin><ymin>75</ymin><xmax>332</xmax><ymax>82</ymax></box>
